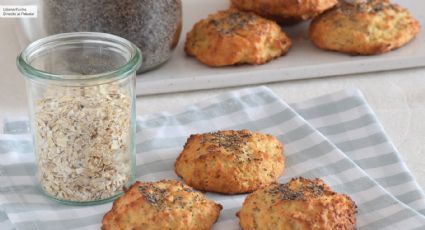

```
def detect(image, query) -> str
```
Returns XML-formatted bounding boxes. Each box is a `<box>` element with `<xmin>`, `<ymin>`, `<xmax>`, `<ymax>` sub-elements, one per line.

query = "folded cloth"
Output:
<box><xmin>291</xmin><ymin>89</ymin><xmax>425</xmax><ymax>215</ymax></box>
<box><xmin>0</xmin><ymin>86</ymin><xmax>424</xmax><ymax>229</ymax></box>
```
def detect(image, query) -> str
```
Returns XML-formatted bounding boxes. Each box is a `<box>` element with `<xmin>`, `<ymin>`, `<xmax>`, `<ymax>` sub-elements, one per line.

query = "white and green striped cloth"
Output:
<box><xmin>1</xmin><ymin>86</ymin><xmax>424</xmax><ymax>229</ymax></box>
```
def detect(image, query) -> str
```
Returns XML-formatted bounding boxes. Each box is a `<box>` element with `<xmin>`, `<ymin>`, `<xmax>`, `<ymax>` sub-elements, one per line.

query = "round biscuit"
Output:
<box><xmin>175</xmin><ymin>130</ymin><xmax>285</xmax><ymax>194</ymax></box>
<box><xmin>309</xmin><ymin>0</ymin><xmax>420</xmax><ymax>55</ymax></box>
<box><xmin>231</xmin><ymin>0</ymin><xmax>338</xmax><ymax>25</ymax></box>
<box><xmin>185</xmin><ymin>9</ymin><xmax>291</xmax><ymax>67</ymax></box>
<box><xmin>237</xmin><ymin>177</ymin><xmax>357</xmax><ymax>229</ymax></box>
<box><xmin>102</xmin><ymin>180</ymin><xmax>222</xmax><ymax>230</ymax></box>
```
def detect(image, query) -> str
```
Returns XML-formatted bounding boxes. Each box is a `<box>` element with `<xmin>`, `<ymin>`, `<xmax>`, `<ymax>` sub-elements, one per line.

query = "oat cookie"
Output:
<box><xmin>102</xmin><ymin>180</ymin><xmax>222</xmax><ymax>230</ymax></box>
<box><xmin>231</xmin><ymin>0</ymin><xmax>338</xmax><ymax>25</ymax></box>
<box><xmin>175</xmin><ymin>130</ymin><xmax>285</xmax><ymax>194</ymax></box>
<box><xmin>237</xmin><ymin>177</ymin><xmax>357</xmax><ymax>230</ymax></box>
<box><xmin>185</xmin><ymin>9</ymin><xmax>291</xmax><ymax>67</ymax></box>
<box><xmin>309</xmin><ymin>0</ymin><xmax>421</xmax><ymax>55</ymax></box>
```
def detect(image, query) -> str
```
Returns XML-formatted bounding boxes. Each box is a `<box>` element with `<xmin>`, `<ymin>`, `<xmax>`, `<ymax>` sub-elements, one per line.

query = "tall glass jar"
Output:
<box><xmin>16</xmin><ymin>32</ymin><xmax>141</xmax><ymax>205</ymax></box>
<box><xmin>42</xmin><ymin>0</ymin><xmax>182</xmax><ymax>73</ymax></box>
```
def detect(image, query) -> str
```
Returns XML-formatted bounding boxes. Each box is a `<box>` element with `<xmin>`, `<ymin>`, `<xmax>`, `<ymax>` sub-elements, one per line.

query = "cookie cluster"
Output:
<box><xmin>101</xmin><ymin>129</ymin><xmax>358</xmax><ymax>229</ymax></box>
<box><xmin>185</xmin><ymin>0</ymin><xmax>420</xmax><ymax>67</ymax></box>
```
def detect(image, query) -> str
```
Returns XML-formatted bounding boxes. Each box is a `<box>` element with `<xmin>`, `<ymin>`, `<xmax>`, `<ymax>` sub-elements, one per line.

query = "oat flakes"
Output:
<box><xmin>33</xmin><ymin>84</ymin><xmax>133</xmax><ymax>202</ymax></box>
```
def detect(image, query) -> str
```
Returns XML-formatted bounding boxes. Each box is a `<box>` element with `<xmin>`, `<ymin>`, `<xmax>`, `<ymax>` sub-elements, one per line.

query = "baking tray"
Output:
<box><xmin>136</xmin><ymin>0</ymin><xmax>425</xmax><ymax>95</ymax></box>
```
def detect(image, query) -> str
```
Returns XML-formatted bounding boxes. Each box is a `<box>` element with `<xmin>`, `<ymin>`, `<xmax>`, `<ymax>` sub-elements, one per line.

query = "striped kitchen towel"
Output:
<box><xmin>1</xmin><ymin>86</ymin><xmax>424</xmax><ymax>229</ymax></box>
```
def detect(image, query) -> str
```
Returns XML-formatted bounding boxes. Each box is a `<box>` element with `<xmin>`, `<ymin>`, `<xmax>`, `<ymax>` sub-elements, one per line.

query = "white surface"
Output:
<box><xmin>1</xmin><ymin>0</ymin><xmax>425</xmax><ymax>192</ymax></box>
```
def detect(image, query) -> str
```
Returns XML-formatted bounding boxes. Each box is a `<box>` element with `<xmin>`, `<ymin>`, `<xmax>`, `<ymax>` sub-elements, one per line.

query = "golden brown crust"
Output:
<box><xmin>237</xmin><ymin>177</ymin><xmax>357</xmax><ymax>230</ymax></box>
<box><xmin>309</xmin><ymin>0</ymin><xmax>421</xmax><ymax>55</ymax></box>
<box><xmin>175</xmin><ymin>129</ymin><xmax>285</xmax><ymax>194</ymax></box>
<box><xmin>231</xmin><ymin>0</ymin><xmax>338</xmax><ymax>25</ymax></box>
<box><xmin>102</xmin><ymin>180</ymin><xmax>222</xmax><ymax>230</ymax></box>
<box><xmin>185</xmin><ymin>9</ymin><xmax>292</xmax><ymax>67</ymax></box>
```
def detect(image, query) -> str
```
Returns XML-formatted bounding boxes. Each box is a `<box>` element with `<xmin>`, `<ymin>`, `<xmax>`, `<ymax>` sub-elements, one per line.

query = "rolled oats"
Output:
<box><xmin>34</xmin><ymin>84</ymin><xmax>133</xmax><ymax>202</ymax></box>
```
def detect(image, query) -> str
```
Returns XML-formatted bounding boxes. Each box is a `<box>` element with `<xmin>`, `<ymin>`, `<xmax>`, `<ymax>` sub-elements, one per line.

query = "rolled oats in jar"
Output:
<box><xmin>17</xmin><ymin>32</ymin><xmax>141</xmax><ymax>205</ymax></box>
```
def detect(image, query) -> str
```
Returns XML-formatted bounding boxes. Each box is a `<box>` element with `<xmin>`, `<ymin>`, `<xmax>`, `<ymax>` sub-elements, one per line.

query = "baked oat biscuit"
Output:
<box><xmin>185</xmin><ymin>9</ymin><xmax>291</xmax><ymax>67</ymax></box>
<box><xmin>309</xmin><ymin>0</ymin><xmax>421</xmax><ymax>55</ymax></box>
<box><xmin>175</xmin><ymin>129</ymin><xmax>285</xmax><ymax>194</ymax></box>
<box><xmin>237</xmin><ymin>177</ymin><xmax>357</xmax><ymax>230</ymax></box>
<box><xmin>102</xmin><ymin>180</ymin><xmax>222</xmax><ymax>230</ymax></box>
<box><xmin>230</xmin><ymin>0</ymin><xmax>338</xmax><ymax>25</ymax></box>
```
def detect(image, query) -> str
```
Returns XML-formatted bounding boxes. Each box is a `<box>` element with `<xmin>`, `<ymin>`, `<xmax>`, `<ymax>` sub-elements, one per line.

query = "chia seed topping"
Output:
<box><xmin>210</xmin><ymin>11</ymin><xmax>257</xmax><ymax>35</ymax></box>
<box><xmin>138</xmin><ymin>181</ymin><xmax>198</xmax><ymax>210</ymax></box>
<box><xmin>339</xmin><ymin>0</ymin><xmax>387</xmax><ymax>16</ymax></box>
<box><xmin>267</xmin><ymin>178</ymin><xmax>328</xmax><ymax>201</ymax></box>
<box><xmin>202</xmin><ymin>130</ymin><xmax>253</xmax><ymax>154</ymax></box>
<box><xmin>138</xmin><ymin>185</ymin><xmax>168</xmax><ymax>209</ymax></box>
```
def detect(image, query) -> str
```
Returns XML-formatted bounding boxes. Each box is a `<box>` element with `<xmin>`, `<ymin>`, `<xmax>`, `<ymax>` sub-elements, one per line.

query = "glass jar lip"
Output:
<box><xmin>17</xmin><ymin>32</ymin><xmax>142</xmax><ymax>83</ymax></box>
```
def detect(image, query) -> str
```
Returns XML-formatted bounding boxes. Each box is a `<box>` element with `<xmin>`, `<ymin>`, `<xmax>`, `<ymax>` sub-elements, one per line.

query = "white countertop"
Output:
<box><xmin>1</xmin><ymin>18</ymin><xmax>425</xmax><ymax>191</ymax></box>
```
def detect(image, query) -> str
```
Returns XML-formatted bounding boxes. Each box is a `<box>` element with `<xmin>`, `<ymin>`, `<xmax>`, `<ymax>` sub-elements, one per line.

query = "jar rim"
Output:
<box><xmin>16</xmin><ymin>32</ymin><xmax>142</xmax><ymax>83</ymax></box>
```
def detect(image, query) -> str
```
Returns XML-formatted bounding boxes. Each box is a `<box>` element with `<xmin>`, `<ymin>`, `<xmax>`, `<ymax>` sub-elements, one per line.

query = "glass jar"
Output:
<box><xmin>42</xmin><ymin>0</ymin><xmax>182</xmax><ymax>73</ymax></box>
<box><xmin>16</xmin><ymin>32</ymin><xmax>141</xmax><ymax>205</ymax></box>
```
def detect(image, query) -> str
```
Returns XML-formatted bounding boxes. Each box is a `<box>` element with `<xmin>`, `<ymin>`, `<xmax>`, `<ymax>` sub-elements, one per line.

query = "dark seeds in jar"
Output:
<box><xmin>43</xmin><ymin>0</ymin><xmax>182</xmax><ymax>72</ymax></box>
